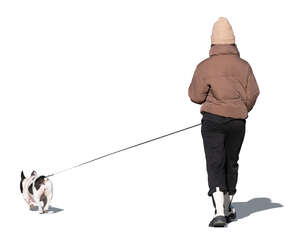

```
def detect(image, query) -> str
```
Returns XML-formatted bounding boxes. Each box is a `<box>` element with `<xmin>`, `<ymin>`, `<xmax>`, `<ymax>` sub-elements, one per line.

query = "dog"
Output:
<box><xmin>20</xmin><ymin>170</ymin><xmax>53</xmax><ymax>214</ymax></box>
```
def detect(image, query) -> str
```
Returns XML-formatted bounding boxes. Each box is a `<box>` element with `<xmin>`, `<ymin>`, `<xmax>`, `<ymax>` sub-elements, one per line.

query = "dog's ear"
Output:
<box><xmin>21</xmin><ymin>171</ymin><xmax>25</xmax><ymax>180</ymax></box>
<box><xmin>31</xmin><ymin>171</ymin><xmax>37</xmax><ymax>176</ymax></box>
<box><xmin>20</xmin><ymin>171</ymin><xmax>25</xmax><ymax>193</ymax></box>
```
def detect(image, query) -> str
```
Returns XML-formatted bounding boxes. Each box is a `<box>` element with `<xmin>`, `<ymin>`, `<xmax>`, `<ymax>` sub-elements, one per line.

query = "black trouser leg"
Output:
<box><xmin>201</xmin><ymin>119</ymin><xmax>227</xmax><ymax>196</ymax></box>
<box><xmin>201</xmin><ymin>112</ymin><xmax>246</xmax><ymax>196</ymax></box>
<box><xmin>224</xmin><ymin>120</ymin><xmax>245</xmax><ymax>195</ymax></box>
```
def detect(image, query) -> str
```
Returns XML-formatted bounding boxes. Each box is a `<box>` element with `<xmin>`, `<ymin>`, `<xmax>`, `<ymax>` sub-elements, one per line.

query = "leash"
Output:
<box><xmin>46</xmin><ymin>123</ymin><xmax>201</xmax><ymax>178</ymax></box>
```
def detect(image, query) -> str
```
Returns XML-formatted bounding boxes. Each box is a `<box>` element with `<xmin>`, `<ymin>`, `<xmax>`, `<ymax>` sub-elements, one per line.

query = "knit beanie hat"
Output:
<box><xmin>211</xmin><ymin>17</ymin><xmax>235</xmax><ymax>44</ymax></box>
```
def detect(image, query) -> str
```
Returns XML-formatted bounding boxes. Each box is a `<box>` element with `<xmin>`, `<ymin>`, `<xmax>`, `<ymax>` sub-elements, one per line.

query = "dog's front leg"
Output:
<box><xmin>23</xmin><ymin>191</ymin><xmax>35</xmax><ymax>210</ymax></box>
<box><xmin>29</xmin><ymin>200</ymin><xmax>35</xmax><ymax>210</ymax></box>
<box><xmin>26</xmin><ymin>199</ymin><xmax>35</xmax><ymax>210</ymax></box>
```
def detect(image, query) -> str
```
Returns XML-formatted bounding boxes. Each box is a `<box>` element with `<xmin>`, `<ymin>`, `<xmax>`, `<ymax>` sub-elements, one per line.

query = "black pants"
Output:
<box><xmin>201</xmin><ymin>111</ymin><xmax>246</xmax><ymax>196</ymax></box>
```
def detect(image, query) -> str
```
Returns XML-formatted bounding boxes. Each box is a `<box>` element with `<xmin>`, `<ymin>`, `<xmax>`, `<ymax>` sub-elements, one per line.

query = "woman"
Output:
<box><xmin>188</xmin><ymin>17</ymin><xmax>260</xmax><ymax>227</ymax></box>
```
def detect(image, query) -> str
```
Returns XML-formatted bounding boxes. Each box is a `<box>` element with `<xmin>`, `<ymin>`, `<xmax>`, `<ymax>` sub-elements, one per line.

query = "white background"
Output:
<box><xmin>0</xmin><ymin>0</ymin><xmax>298</xmax><ymax>239</ymax></box>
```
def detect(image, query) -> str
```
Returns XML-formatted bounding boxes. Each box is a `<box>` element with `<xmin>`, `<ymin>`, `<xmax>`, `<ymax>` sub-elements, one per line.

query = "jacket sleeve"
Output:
<box><xmin>188</xmin><ymin>65</ymin><xmax>209</xmax><ymax>104</ymax></box>
<box><xmin>245</xmin><ymin>65</ymin><xmax>260</xmax><ymax>112</ymax></box>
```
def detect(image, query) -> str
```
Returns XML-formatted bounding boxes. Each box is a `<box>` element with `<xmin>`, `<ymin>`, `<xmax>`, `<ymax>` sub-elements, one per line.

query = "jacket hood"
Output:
<box><xmin>209</xmin><ymin>44</ymin><xmax>240</xmax><ymax>57</ymax></box>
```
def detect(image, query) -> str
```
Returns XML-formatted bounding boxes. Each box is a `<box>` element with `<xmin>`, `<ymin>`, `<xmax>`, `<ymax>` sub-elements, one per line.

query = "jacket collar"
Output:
<box><xmin>209</xmin><ymin>44</ymin><xmax>240</xmax><ymax>57</ymax></box>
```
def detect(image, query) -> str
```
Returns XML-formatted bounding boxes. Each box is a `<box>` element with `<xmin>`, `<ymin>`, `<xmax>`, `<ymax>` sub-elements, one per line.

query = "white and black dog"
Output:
<box><xmin>20</xmin><ymin>171</ymin><xmax>53</xmax><ymax>214</ymax></box>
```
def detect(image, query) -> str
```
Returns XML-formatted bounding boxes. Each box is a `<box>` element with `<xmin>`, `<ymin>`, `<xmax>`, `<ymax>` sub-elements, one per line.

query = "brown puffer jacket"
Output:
<box><xmin>188</xmin><ymin>44</ymin><xmax>259</xmax><ymax>119</ymax></box>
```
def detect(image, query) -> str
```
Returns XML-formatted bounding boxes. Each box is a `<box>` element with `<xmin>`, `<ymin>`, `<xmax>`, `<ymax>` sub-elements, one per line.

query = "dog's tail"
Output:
<box><xmin>20</xmin><ymin>171</ymin><xmax>25</xmax><ymax>193</ymax></box>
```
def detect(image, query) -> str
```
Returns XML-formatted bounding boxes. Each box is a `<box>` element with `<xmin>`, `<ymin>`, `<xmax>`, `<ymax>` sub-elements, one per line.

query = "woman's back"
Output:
<box><xmin>189</xmin><ymin>44</ymin><xmax>259</xmax><ymax>119</ymax></box>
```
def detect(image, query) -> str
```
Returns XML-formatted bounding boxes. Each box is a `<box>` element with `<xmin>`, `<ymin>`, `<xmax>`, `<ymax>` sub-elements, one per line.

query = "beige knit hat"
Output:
<box><xmin>211</xmin><ymin>17</ymin><xmax>235</xmax><ymax>44</ymax></box>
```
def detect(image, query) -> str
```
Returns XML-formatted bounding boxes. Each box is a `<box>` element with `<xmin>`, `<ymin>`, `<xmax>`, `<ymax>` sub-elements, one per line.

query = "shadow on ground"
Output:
<box><xmin>30</xmin><ymin>206</ymin><xmax>64</xmax><ymax>214</ymax></box>
<box><xmin>231</xmin><ymin>197</ymin><xmax>283</xmax><ymax>222</ymax></box>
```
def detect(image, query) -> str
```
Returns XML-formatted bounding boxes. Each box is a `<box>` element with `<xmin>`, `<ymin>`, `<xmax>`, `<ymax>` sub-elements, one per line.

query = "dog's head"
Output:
<box><xmin>20</xmin><ymin>170</ymin><xmax>37</xmax><ymax>193</ymax></box>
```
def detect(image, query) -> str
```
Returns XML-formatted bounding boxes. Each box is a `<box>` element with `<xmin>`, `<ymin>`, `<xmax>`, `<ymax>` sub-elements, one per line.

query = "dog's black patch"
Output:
<box><xmin>28</xmin><ymin>183</ymin><xmax>33</xmax><ymax>195</ymax></box>
<box><xmin>34</xmin><ymin>176</ymin><xmax>46</xmax><ymax>190</ymax></box>
<box><xmin>20</xmin><ymin>171</ymin><xmax>26</xmax><ymax>193</ymax></box>
<box><xmin>31</xmin><ymin>170</ymin><xmax>37</xmax><ymax>176</ymax></box>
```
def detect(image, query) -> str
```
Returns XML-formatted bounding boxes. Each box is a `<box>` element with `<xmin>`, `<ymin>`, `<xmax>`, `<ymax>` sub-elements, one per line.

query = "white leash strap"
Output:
<box><xmin>46</xmin><ymin>123</ymin><xmax>201</xmax><ymax>177</ymax></box>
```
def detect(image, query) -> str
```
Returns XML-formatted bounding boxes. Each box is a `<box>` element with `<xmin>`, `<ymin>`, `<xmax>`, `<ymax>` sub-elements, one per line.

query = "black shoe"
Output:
<box><xmin>209</xmin><ymin>215</ymin><xmax>227</xmax><ymax>227</ymax></box>
<box><xmin>225</xmin><ymin>206</ymin><xmax>236</xmax><ymax>223</ymax></box>
<box><xmin>226</xmin><ymin>211</ymin><xmax>237</xmax><ymax>223</ymax></box>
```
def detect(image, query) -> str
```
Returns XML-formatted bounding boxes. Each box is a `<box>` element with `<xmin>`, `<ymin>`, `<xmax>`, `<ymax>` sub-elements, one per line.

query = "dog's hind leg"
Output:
<box><xmin>34</xmin><ymin>196</ymin><xmax>44</xmax><ymax>214</ymax></box>
<box><xmin>41</xmin><ymin>193</ymin><xmax>49</xmax><ymax>213</ymax></box>
<box><xmin>34</xmin><ymin>189</ymin><xmax>45</xmax><ymax>214</ymax></box>
<box><xmin>44</xmin><ymin>191</ymin><xmax>52</xmax><ymax>213</ymax></box>
<box><xmin>43</xmin><ymin>180</ymin><xmax>53</xmax><ymax>213</ymax></box>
